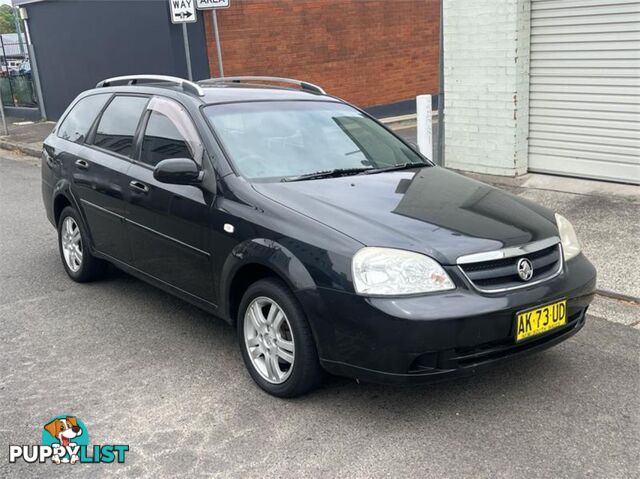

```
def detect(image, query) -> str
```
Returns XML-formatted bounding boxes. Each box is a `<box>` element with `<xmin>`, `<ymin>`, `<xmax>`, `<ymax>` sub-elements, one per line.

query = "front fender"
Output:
<box><xmin>219</xmin><ymin>238</ymin><xmax>316</xmax><ymax>321</ymax></box>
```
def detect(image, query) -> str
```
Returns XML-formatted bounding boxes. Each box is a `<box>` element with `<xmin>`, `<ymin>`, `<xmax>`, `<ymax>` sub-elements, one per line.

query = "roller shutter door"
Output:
<box><xmin>529</xmin><ymin>0</ymin><xmax>640</xmax><ymax>184</ymax></box>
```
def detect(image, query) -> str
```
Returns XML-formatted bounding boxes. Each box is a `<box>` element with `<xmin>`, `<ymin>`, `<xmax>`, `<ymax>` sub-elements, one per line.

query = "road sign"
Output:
<box><xmin>170</xmin><ymin>0</ymin><xmax>196</xmax><ymax>24</ymax></box>
<box><xmin>196</xmin><ymin>0</ymin><xmax>230</xmax><ymax>9</ymax></box>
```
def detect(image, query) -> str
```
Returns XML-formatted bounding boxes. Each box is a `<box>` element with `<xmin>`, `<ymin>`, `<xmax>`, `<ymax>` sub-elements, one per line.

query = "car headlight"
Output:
<box><xmin>352</xmin><ymin>247</ymin><xmax>455</xmax><ymax>295</ymax></box>
<box><xmin>555</xmin><ymin>213</ymin><xmax>581</xmax><ymax>261</ymax></box>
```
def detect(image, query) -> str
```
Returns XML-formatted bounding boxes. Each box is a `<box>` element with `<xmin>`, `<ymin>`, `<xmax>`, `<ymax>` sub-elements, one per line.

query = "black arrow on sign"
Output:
<box><xmin>176</xmin><ymin>11</ymin><xmax>193</xmax><ymax>19</ymax></box>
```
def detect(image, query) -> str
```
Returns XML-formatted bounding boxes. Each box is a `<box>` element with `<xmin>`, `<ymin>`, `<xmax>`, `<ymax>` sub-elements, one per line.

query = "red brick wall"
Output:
<box><xmin>203</xmin><ymin>0</ymin><xmax>439</xmax><ymax>108</ymax></box>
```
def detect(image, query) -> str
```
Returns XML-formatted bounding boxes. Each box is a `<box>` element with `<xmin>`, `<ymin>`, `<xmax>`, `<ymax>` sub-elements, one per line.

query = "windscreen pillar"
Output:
<box><xmin>442</xmin><ymin>0</ymin><xmax>530</xmax><ymax>176</ymax></box>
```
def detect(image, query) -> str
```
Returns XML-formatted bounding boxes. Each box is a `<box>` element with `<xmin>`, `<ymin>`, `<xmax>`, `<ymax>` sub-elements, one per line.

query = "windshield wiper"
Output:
<box><xmin>363</xmin><ymin>162</ymin><xmax>428</xmax><ymax>175</ymax></box>
<box><xmin>281</xmin><ymin>167</ymin><xmax>373</xmax><ymax>182</ymax></box>
<box><xmin>281</xmin><ymin>163</ymin><xmax>428</xmax><ymax>182</ymax></box>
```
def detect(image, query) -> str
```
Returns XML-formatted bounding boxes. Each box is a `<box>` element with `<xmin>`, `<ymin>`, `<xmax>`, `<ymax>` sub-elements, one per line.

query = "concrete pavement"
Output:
<box><xmin>0</xmin><ymin>152</ymin><xmax>638</xmax><ymax>478</ymax></box>
<box><xmin>0</xmin><ymin>119</ymin><xmax>54</xmax><ymax>157</ymax></box>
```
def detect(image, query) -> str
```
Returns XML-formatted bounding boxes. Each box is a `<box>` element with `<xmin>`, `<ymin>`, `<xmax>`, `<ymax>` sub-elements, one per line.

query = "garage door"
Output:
<box><xmin>529</xmin><ymin>0</ymin><xmax>640</xmax><ymax>184</ymax></box>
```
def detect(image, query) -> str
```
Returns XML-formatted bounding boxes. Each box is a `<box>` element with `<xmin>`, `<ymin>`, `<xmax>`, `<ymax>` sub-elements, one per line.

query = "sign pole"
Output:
<box><xmin>169</xmin><ymin>0</ymin><xmax>197</xmax><ymax>80</ymax></box>
<box><xmin>195</xmin><ymin>0</ymin><xmax>229</xmax><ymax>77</ymax></box>
<box><xmin>212</xmin><ymin>9</ymin><xmax>224</xmax><ymax>77</ymax></box>
<box><xmin>182</xmin><ymin>23</ymin><xmax>193</xmax><ymax>81</ymax></box>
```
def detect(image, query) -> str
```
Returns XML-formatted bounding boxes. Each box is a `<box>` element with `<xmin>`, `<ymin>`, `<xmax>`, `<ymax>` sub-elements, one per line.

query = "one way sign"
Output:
<box><xmin>170</xmin><ymin>0</ymin><xmax>197</xmax><ymax>24</ymax></box>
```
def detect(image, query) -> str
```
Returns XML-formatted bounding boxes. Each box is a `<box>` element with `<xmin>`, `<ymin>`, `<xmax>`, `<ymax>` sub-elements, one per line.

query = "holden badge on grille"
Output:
<box><xmin>517</xmin><ymin>258</ymin><xmax>534</xmax><ymax>281</ymax></box>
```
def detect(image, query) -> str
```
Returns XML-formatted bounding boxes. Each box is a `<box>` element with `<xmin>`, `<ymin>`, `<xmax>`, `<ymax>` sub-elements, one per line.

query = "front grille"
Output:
<box><xmin>459</xmin><ymin>243</ymin><xmax>562</xmax><ymax>292</ymax></box>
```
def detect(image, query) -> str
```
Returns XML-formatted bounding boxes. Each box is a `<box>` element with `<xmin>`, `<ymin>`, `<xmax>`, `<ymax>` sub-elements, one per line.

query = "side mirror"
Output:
<box><xmin>153</xmin><ymin>158</ymin><xmax>202</xmax><ymax>185</ymax></box>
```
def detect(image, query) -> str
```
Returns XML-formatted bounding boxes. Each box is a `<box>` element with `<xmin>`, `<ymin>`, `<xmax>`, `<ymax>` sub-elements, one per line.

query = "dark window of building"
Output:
<box><xmin>93</xmin><ymin>96</ymin><xmax>148</xmax><ymax>157</ymax></box>
<box><xmin>140</xmin><ymin>111</ymin><xmax>193</xmax><ymax>167</ymax></box>
<box><xmin>57</xmin><ymin>94</ymin><xmax>111</xmax><ymax>144</ymax></box>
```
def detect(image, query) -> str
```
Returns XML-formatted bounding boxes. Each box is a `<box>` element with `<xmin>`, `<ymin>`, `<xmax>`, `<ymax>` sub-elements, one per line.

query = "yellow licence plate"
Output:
<box><xmin>515</xmin><ymin>300</ymin><xmax>567</xmax><ymax>342</ymax></box>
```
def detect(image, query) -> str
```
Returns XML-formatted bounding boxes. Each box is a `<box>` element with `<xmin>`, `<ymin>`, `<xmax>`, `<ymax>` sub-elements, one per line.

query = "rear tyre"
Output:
<box><xmin>238</xmin><ymin>278</ymin><xmax>323</xmax><ymax>397</ymax></box>
<box><xmin>57</xmin><ymin>206</ymin><xmax>106</xmax><ymax>282</ymax></box>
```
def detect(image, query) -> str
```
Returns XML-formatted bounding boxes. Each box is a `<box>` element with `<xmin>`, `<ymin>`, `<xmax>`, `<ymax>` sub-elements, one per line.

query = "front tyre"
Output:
<box><xmin>57</xmin><ymin>206</ymin><xmax>106</xmax><ymax>282</ymax></box>
<box><xmin>238</xmin><ymin>278</ymin><xmax>323</xmax><ymax>397</ymax></box>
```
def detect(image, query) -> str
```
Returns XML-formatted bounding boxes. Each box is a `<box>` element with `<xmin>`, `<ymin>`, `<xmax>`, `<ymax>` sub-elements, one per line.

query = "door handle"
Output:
<box><xmin>129</xmin><ymin>180</ymin><xmax>149</xmax><ymax>193</ymax></box>
<box><xmin>75</xmin><ymin>159</ymin><xmax>89</xmax><ymax>169</ymax></box>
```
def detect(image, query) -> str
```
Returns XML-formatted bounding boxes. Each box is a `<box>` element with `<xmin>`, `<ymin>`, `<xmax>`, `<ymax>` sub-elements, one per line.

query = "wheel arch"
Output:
<box><xmin>220</xmin><ymin>238</ymin><xmax>316</xmax><ymax>326</ymax></box>
<box><xmin>51</xmin><ymin>179</ymin><xmax>81</xmax><ymax>226</ymax></box>
<box><xmin>53</xmin><ymin>193</ymin><xmax>73</xmax><ymax>227</ymax></box>
<box><xmin>51</xmin><ymin>185</ymin><xmax>95</xmax><ymax>251</ymax></box>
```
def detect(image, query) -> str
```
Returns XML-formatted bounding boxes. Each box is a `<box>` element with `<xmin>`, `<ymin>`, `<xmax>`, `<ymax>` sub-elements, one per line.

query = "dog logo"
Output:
<box><xmin>9</xmin><ymin>414</ymin><xmax>128</xmax><ymax>465</ymax></box>
<box><xmin>43</xmin><ymin>416</ymin><xmax>85</xmax><ymax>464</ymax></box>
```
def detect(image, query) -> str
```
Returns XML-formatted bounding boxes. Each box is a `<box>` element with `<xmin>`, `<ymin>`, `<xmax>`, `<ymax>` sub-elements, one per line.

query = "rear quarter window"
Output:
<box><xmin>57</xmin><ymin>94</ymin><xmax>111</xmax><ymax>144</ymax></box>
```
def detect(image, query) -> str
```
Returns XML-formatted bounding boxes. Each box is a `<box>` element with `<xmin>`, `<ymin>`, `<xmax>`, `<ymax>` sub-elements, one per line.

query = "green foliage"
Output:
<box><xmin>0</xmin><ymin>5</ymin><xmax>17</xmax><ymax>35</ymax></box>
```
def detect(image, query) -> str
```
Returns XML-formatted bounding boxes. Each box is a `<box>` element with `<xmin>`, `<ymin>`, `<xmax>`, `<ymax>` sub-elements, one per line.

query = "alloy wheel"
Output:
<box><xmin>61</xmin><ymin>216</ymin><xmax>83</xmax><ymax>272</ymax></box>
<box><xmin>243</xmin><ymin>296</ymin><xmax>295</xmax><ymax>384</ymax></box>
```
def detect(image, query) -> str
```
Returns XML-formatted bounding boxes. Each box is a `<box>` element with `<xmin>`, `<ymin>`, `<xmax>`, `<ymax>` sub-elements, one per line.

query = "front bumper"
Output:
<box><xmin>297</xmin><ymin>253</ymin><xmax>596</xmax><ymax>384</ymax></box>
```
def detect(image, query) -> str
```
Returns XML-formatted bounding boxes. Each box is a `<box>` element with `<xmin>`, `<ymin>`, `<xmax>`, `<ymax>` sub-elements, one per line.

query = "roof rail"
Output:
<box><xmin>199</xmin><ymin>76</ymin><xmax>326</xmax><ymax>95</ymax></box>
<box><xmin>96</xmin><ymin>75</ymin><xmax>205</xmax><ymax>97</ymax></box>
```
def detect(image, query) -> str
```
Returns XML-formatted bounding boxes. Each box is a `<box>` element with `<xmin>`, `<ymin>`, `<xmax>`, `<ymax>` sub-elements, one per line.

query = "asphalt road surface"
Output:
<box><xmin>1</xmin><ymin>154</ymin><xmax>638</xmax><ymax>478</ymax></box>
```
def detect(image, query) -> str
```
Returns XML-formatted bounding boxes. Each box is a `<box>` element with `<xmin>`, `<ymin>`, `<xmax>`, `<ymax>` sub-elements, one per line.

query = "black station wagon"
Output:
<box><xmin>42</xmin><ymin>75</ymin><xmax>596</xmax><ymax>397</ymax></box>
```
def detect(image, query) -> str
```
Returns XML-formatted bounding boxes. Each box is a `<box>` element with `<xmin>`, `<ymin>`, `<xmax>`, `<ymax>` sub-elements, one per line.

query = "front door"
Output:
<box><xmin>126</xmin><ymin>96</ymin><xmax>216</xmax><ymax>303</ymax></box>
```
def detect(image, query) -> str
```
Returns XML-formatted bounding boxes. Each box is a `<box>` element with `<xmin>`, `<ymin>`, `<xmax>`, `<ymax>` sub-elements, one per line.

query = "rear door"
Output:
<box><xmin>125</xmin><ymin>96</ymin><xmax>216</xmax><ymax>303</ymax></box>
<box><xmin>74</xmin><ymin>95</ymin><xmax>149</xmax><ymax>262</ymax></box>
<box><xmin>43</xmin><ymin>92</ymin><xmax>111</xmax><ymax>224</ymax></box>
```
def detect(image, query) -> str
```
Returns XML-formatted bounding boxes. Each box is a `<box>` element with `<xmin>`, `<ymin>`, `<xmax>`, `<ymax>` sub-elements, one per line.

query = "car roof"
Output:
<box><xmin>84</xmin><ymin>82</ymin><xmax>343</xmax><ymax>107</ymax></box>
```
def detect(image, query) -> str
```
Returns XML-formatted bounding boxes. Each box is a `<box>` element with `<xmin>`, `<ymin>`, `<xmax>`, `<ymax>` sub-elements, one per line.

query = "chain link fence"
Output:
<box><xmin>0</xmin><ymin>34</ymin><xmax>37</xmax><ymax>108</ymax></box>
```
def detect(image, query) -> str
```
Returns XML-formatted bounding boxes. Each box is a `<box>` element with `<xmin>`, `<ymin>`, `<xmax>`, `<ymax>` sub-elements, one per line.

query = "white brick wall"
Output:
<box><xmin>443</xmin><ymin>0</ymin><xmax>530</xmax><ymax>176</ymax></box>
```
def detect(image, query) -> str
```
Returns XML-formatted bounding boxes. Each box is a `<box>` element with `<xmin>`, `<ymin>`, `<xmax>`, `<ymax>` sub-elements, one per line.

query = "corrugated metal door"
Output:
<box><xmin>529</xmin><ymin>0</ymin><xmax>640</xmax><ymax>184</ymax></box>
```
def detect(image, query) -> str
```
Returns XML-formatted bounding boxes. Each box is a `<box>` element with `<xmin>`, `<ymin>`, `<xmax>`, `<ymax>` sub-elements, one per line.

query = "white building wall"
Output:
<box><xmin>443</xmin><ymin>0</ymin><xmax>531</xmax><ymax>176</ymax></box>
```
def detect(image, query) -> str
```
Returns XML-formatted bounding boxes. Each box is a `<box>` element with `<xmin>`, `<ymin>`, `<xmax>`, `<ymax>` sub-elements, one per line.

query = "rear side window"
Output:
<box><xmin>57</xmin><ymin>94</ymin><xmax>110</xmax><ymax>144</ymax></box>
<box><xmin>93</xmin><ymin>96</ymin><xmax>148</xmax><ymax>157</ymax></box>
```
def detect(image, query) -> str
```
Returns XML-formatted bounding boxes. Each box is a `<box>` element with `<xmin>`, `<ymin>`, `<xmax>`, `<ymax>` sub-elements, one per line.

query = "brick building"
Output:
<box><xmin>203</xmin><ymin>0</ymin><xmax>440</xmax><ymax>113</ymax></box>
<box><xmin>16</xmin><ymin>0</ymin><xmax>439</xmax><ymax>119</ymax></box>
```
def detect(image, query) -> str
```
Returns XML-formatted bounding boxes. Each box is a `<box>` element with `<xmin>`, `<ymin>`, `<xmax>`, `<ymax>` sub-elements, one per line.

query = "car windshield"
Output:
<box><xmin>204</xmin><ymin>101</ymin><xmax>429</xmax><ymax>181</ymax></box>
